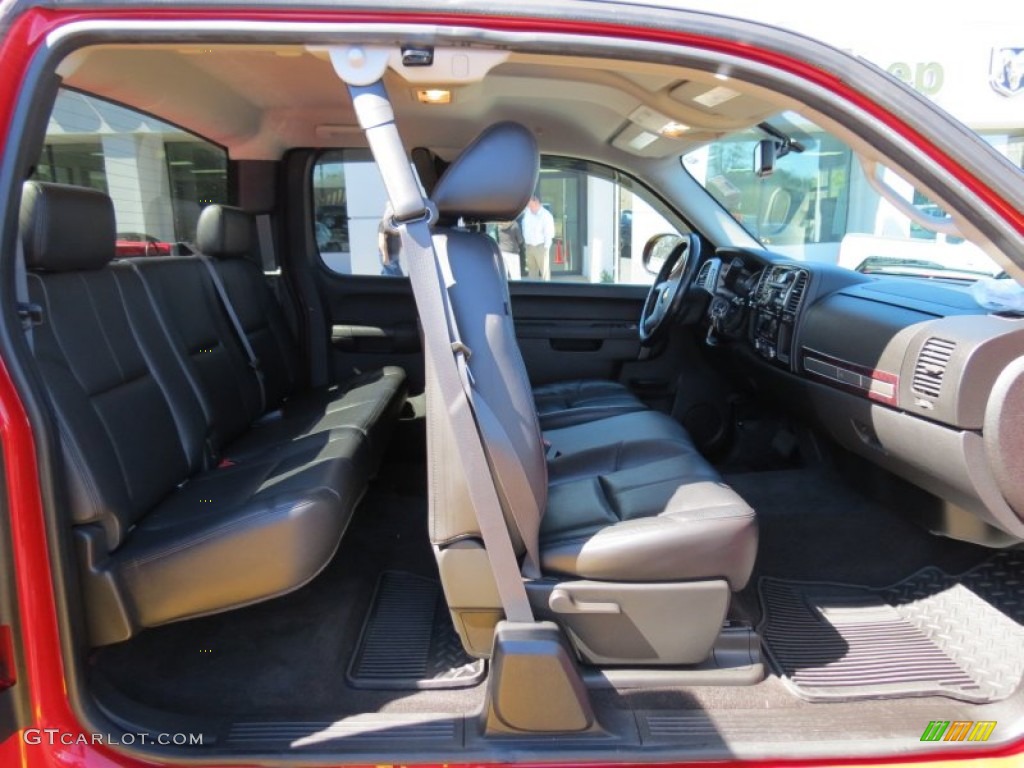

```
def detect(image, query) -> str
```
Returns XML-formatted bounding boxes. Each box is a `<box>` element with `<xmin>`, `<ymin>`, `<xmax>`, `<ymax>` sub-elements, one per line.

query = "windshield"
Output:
<box><xmin>683</xmin><ymin>112</ymin><xmax>1011</xmax><ymax>281</ymax></box>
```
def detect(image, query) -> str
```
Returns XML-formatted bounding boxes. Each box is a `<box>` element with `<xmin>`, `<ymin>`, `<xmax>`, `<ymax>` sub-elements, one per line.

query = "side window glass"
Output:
<box><xmin>312</xmin><ymin>152</ymin><xmax>685</xmax><ymax>284</ymax></box>
<box><xmin>487</xmin><ymin>163</ymin><xmax>684</xmax><ymax>286</ymax></box>
<box><xmin>36</xmin><ymin>89</ymin><xmax>228</xmax><ymax>256</ymax></box>
<box><xmin>313</xmin><ymin>150</ymin><xmax>403</xmax><ymax>276</ymax></box>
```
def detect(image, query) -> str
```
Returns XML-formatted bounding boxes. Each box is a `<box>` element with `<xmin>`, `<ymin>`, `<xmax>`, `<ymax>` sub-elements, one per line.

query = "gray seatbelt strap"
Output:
<box><xmin>469</xmin><ymin>391</ymin><xmax>543</xmax><ymax>578</ymax></box>
<box><xmin>255</xmin><ymin>214</ymin><xmax>276</xmax><ymax>272</ymax></box>
<box><xmin>15</xmin><ymin>236</ymin><xmax>37</xmax><ymax>351</ymax></box>
<box><xmin>199</xmin><ymin>255</ymin><xmax>266</xmax><ymax>412</ymax></box>
<box><xmin>428</xmin><ymin>239</ymin><xmax>542</xmax><ymax>579</ymax></box>
<box><xmin>398</xmin><ymin>219</ymin><xmax>535</xmax><ymax>622</ymax></box>
<box><xmin>347</xmin><ymin>77</ymin><xmax>535</xmax><ymax>622</ymax></box>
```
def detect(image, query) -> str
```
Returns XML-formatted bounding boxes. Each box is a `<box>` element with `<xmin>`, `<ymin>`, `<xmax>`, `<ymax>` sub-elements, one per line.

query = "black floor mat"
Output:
<box><xmin>347</xmin><ymin>572</ymin><xmax>485</xmax><ymax>690</ymax></box>
<box><xmin>759</xmin><ymin>551</ymin><xmax>1024</xmax><ymax>703</ymax></box>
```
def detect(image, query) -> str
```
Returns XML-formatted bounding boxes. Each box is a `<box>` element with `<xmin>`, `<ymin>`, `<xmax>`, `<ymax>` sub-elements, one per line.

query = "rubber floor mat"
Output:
<box><xmin>347</xmin><ymin>571</ymin><xmax>485</xmax><ymax>690</ymax></box>
<box><xmin>758</xmin><ymin>551</ymin><xmax>1024</xmax><ymax>703</ymax></box>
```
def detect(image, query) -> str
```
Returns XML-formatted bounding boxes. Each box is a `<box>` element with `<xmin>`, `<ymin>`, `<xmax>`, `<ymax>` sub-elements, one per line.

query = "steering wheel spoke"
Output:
<box><xmin>639</xmin><ymin>233</ymin><xmax>702</xmax><ymax>346</ymax></box>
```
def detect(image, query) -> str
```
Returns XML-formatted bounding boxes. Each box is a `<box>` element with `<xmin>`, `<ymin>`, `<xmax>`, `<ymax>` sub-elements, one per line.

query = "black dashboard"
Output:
<box><xmin>695</xmin><ymin>247</ymin><xmax>1024</xmax><ymax>546</ymax></box>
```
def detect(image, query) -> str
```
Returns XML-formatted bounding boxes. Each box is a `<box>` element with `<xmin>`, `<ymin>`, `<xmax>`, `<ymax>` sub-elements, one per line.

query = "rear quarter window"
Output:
<box><xmin>35</xmin><ymin>88</ymin><xmax>228</xmax><ymax>256</ymax></box>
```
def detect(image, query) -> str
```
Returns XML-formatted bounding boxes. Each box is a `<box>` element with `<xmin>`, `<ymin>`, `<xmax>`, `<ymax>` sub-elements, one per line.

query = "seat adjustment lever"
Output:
<box><xmin>549</xmin><ymin>588</ymin><xmax>621</xmax><ymax>615</ymax></box>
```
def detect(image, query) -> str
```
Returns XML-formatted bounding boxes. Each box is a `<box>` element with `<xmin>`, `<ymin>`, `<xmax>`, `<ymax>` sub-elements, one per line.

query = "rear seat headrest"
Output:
<box><xmin>430</xmin><ymin>122</ymin><xmax>538</xmax><ymax>221</ymax></box>
<box><xmin>19</xmin><ymin>181</ymin><xmax>115</xmax><ymax>272</ymax></box>
<box><xmin>196</xmin><ymin>205</ymin><xmax>254</xmax><ymax>259</ymax></box>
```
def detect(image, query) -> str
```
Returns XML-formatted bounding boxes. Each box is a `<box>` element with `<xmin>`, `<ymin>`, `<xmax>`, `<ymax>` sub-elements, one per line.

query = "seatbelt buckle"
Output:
<box><xmin>451</xmin><ymin>341</ymin><xmax>472</xmax><ymax>362</ymax></box>
<box><xmin>17</xmin><ymin>302</ymin><xmax>43</xmax><ymax>331</ymax></box>
<box><xmin>543</xmin><ymin>440</ymin><xmax>561</xmax><ymax>460</ymax></box>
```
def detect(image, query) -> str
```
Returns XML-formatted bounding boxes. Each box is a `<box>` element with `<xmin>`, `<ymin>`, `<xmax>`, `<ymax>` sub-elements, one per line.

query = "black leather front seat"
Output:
<box><xmin>423</xmin><ymin>123</ymin><xmax>757</xmax><ymax>665</ymax></box>
<box><xmin>533</xmin><ymin>378</ymin><xmax>646</xmax><ymax>430</ymax></box>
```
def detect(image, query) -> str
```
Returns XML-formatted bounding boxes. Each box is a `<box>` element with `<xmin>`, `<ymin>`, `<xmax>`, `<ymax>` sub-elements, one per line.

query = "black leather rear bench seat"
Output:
<box><xmin>19</xmin><ymin>182</ymin><xmax>403</xmax><ymax>645</ymax></box>
<box><xmin>126</xmin><ymin>254</ymin><xmax>401</xmax><ymax>473</ymax></box>
<box><xmin>187</xmin><ymin>204</ymin><xmax>407</xmax><ymax>469</ymax></box>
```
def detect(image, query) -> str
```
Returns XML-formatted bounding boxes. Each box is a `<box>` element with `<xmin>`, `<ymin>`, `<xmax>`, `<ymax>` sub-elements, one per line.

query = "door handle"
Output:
<box><xmin>549</xmin><ymin>338</ymin><xmax>602</xmax><ymax>352</ymax></box>
<box><xmin>330</xmin><ymin>323</ymin><xmax>419</xmax><ymax>352</ymax></box>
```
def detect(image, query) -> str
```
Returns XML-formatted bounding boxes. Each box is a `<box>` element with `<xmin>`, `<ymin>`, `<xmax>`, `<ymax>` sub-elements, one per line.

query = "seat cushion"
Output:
<box><xmin>114</xmin><ymin>434</ymin><xmax>363</xmax><ymax>629</ymax></box>
<box><xmin>533</xmin><ymin>379</ymin><xmax>646</xmax><ymax>430</ymax></box>
<box><xmin>539</xmin><ymin>411</ymin><xmax>757</xmax><ymax>589</ymax></box>
<box><xmin>544</xmin><ymin>409</ymin><xmax>692</xmax><ymax>464</ymax></box>
<box><xmin>224</xmin><ymin>366</ymin><xmax>408</xmax><ymax>470</ymax></box>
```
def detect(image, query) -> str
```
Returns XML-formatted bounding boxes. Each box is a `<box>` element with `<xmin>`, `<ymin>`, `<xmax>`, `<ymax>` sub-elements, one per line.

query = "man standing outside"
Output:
<box><xmin>522</xmin><ymin>194</ymin><xmax>555</xmax><ymax>281</ymax></box>
<box><xmin>377</xmin><ymin>217</ymin><xmax>403</xmax><ymax>276</ymax></box>
<box><xmin>495</xmin><ymin>219</ymin><xmax>524</xmax><ymax>280</ymax></box>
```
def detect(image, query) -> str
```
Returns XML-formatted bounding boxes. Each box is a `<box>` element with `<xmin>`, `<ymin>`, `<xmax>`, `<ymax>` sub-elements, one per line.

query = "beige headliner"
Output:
<box><xmin>57</xmin><ymin>44</ymin><xmax>790</xmax><ymax>161</ymax></box>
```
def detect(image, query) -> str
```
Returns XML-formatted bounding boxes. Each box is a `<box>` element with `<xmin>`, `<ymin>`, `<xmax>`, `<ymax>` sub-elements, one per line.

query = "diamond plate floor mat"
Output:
<box><xmin>347</xmin><ymin>571</ymin><xmax>485</xmax><ymax>690</ymax></box>
<box><xmin>758</xmin><ymin>551</ymin><xmax>1024</xmax><ymax>703</ymax></box>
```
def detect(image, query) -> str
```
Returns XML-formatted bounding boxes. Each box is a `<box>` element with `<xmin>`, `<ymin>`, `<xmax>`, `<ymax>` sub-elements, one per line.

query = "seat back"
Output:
<box><xmin>425</xmin><ymin>123</ymin><xmax>546</xmax><ymax>553</ymax></box>
<box><xmin>195</xmin><ymin>204</ymin><xmax>300</xmax><ymax>407</ymax></box>
<box><xmin>127</xmin><ymin>255</ymin><xmax>264</xmax><ymax>454</ymax></box>
<box><xmin>20</xmin><ymin>182</ymin><xmax>207</xmax><ymax>549</ymax></box>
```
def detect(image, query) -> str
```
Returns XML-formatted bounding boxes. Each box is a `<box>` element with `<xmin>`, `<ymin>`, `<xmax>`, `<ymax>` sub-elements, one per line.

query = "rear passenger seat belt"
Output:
<box><xmin>15</xmin><ymin>236</ymin><xmax>39</xmax><ymax>351</ymax></box>
<box><xmin>199</xmin><ymin>256</ymin><xmax>267</xmax><ymax>412</ymax></box>
<box><xmin>346</xmin><ymin>76</ymin><xmax>536</xmax><ymax>623</ymax></box>
<box><xmin>255</xmin><ymin>214</ymin><xmax>300</xmax><ymax>343</ymax></box>
<box><xmin>255</xmin><ymin>214</ymin><xmax>276</xmax><ymax>273</ymax></box>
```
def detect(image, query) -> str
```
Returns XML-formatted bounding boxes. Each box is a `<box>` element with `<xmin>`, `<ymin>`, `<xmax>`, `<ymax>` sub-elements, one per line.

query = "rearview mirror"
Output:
<box><xmin>642</xmin><ymin>233</ymin><xmax>684</xmax><ymax>275</ymax></box>
<box><xmin>754</xmin><ymin>139</ymin><xmax>776</xmax><ymax>178</ymax></box>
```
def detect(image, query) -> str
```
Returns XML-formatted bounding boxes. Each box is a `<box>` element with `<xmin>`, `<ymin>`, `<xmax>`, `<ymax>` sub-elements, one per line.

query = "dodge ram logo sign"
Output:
<box><xmin>990</xmin><ymin>47</ymin><xmax>1024</xmax><ymax>96</ymax></box>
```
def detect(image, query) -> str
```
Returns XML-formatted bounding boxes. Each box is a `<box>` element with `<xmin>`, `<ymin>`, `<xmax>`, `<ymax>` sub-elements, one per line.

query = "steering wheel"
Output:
<box><xmin>639</xmin><ymin>233</ymin><xmax>702</xmax><ymax>345</ymax></box>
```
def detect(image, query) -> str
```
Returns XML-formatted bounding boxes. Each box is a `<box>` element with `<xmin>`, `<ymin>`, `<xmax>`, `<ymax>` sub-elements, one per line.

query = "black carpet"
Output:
<box><xmin>726</xmin><ymin>468</ymin><xmax>991</xmax><ymax>579</ymax></box>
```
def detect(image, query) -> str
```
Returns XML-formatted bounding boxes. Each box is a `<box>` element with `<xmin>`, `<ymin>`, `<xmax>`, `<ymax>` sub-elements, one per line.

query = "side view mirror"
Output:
<box><xmin>642</xmin><ymin>233</ymin><xmax>684</xmax><ymax>275</ymax></box>
<box><xmin>753</xmin><ymin>139</ymin><xmax>776</xmax><ymax>178</ymax></box>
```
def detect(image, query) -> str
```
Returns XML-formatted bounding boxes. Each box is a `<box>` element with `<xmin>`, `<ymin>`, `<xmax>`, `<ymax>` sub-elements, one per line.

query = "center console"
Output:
<box><xmin>749</xmin><ymin>265</ymin><xmax>808</xmax><ymax>366</ymax></box>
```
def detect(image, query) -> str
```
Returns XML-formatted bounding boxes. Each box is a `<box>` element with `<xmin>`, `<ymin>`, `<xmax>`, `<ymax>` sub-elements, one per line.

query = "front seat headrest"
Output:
<box><xmin>19</xmin><ymin>181</ymin><xmax>116</xmax><ymax>272</ymax></box>
<box><xmin>430</xmin><ymin>122</ymin><xmax>538</xmax><ymax>221</ymax></box>
<box><xmin>196</xmin><ymin>204</ymin><xmax>255</xmax><ymax>260</ymax></box>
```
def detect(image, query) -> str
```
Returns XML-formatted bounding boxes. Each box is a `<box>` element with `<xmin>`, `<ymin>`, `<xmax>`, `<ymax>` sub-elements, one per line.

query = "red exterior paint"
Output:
<box><xmin>0</xmin><ymin>5</ymin><xmax>1020</xmax><ymax>768</ymax></box>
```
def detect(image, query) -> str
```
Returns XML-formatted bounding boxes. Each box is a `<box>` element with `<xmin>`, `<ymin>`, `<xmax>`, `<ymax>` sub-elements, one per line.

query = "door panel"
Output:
<box><xmin>316</xmin><ymin>271</ymin><xmax>689</xmax><ymax>405</ymax></box>
<box><xmin>317</xmin><ymin>270</ymin><xmax>726</xmax><ymax>445</ymax></box>
<box><xmin>510</xmin><ymin>283</ymin><xmax>645</xmax><ymax>386</ymax></box>
<box><xmin>509</xmin><ymin>282</ymin><xmax>683</xmax><ymax>406</ymax></box>
<box><xmin>319</xmin><ymin>272</ymin><xmax>424</xmax><ymax>392</ymax></box>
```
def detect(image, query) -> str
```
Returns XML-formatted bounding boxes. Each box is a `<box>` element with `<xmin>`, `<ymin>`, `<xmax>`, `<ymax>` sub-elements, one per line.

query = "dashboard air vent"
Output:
<box><xmin>785</xmin><ymin>270</ymin><xmax>809</xmax><ymax>313</ymax></box>
<box><xmin>695</xmin><ymin>260</ymin><xmax>713</xmax><ymax>290</ymax></box>
<box><xmin>912</xmin><ymin>337</ymin><xmax>956</xmax><ymax>399</ymax></box>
